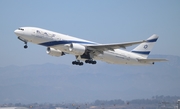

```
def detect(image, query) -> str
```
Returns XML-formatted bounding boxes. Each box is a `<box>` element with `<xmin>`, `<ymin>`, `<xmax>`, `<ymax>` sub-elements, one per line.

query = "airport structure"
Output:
<box><xmin>178</xmin><ymin>99</ymin><xmax>180</xmax><ymax>109</ymax></box>
<box><xmin>0</xmin><ymin>107</ymin><xmax>28</xmax><ymax>109</ymax></box>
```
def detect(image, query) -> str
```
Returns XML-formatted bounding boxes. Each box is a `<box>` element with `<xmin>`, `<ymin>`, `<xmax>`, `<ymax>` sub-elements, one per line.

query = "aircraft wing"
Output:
<box><xmin>138</xmin><ymin>59</ymin><xmax>168</xmax><ymax>63</ymax></box>
<box><xmin>86</xmin><ymin>40</ymin><xmax>146</xmax><ymax>51</ymax></box>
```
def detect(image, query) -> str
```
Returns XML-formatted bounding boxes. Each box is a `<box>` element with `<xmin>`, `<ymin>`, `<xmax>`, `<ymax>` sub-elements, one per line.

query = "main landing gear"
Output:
<box><xmin>85</xmin><ymin>60</ymin><xmax>97</xmax><ymax>64</ymax></box>
<box><xmin>72</xmin><ymin>60</ymin><xmax>84</xmax><ymax>66</ymax></box>
<box><xmin>72</xmin><ymin>60</ymin><xmax>97</xmax><ymax>66</ymax></box>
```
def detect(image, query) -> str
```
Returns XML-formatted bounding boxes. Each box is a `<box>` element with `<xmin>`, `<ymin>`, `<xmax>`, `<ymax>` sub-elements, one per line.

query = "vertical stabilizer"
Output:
<box><xmin>131</xmin><ymin>34</ymin><xmax>158</xmax><ymax>58</ymax></box>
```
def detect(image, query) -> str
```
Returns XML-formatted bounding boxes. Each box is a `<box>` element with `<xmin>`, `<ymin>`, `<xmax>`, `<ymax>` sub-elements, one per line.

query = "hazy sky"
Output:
<box><xmin>0</xmin><ymin>0</ymin><xmax>180</xmax><ymax>67</ymax></box>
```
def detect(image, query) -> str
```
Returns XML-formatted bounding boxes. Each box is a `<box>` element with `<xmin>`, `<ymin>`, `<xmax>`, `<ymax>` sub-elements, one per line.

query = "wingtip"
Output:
<box><xmin>146</xmin><ymin>34</ymin><xmax>159</xmax><ymax>42</ymax></box>
<box><xmin>148</xmin><ymin>34</ymin><xmax>159</xmax><ymax>39</ymax></box>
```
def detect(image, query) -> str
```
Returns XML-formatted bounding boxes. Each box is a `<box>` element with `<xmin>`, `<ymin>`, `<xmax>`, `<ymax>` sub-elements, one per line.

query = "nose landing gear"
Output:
<box><xmin>24</xmin><ymin>42</ymin><xmax>28</xmax><ymax>49</ymax></box>
<box><xmin>17</xmin><ymin>37</ymin><xmax>28</xmax><ymax>49</ymax></box>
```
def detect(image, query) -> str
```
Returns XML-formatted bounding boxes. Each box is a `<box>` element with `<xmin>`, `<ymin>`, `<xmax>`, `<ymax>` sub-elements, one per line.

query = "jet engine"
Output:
<box><xmin>46</xmin><ymin>47</ymin><xmax>64</xmax><ymax>57</ymax></box>
<box><xmin>69</xmin><ymin>43</ymin><xmax>86</xmax><ymax>55</ymax></box>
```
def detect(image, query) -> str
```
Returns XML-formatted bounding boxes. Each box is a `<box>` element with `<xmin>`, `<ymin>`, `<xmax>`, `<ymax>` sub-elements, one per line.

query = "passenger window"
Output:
<box><xmin>52</xmin><ymin>34</ymin><xmax>55</xmax><ymax>37</ymax></box>
<box><xmin>36</xmin><ymin>30</ymin><xmax>41</xmax><ymax>34</ymax></box>
<box><xmin>44</xmin><ymin>32</ymin><xmax>48</xmax><ymax>36</ymax></box>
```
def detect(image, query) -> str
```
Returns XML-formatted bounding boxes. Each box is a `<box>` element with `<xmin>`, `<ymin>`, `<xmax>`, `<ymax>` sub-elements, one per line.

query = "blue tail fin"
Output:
<box><xmin>131</xmin><ymin>34</ymin><xmax>158</xmax><ymax>58</ymax></box>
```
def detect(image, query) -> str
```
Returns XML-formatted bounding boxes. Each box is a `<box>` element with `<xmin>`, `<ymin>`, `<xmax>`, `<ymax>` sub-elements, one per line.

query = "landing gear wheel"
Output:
<box><xmin>24</xmin><ymin>42</ymin><xmax>28</xmax><ymax>49</ymax></box>
<box><xmin>72</xmin><ymin>61</ymin><xmax>76</xmax><ymax>65</ymax></box>
<box><xmin>72</xmin><ymin>61</ymin><xmax>84</xmax><ymax>66</ymax></box>
<box><xmin>85</xmin><ymin>60</ymin><xmax>97</xmax><ymax>65</ymax></box>
<box><xmin>79</xmin><ymin>62</ymin><xmax>83</xmax><ymax>66</ymax></box>
<box><xmin>85</xmin><ymin>60</ymin><xmax>89</xmax><ymax>63</ymax></box>
<box><xmin>92</xmin><ymin>61</ymin><xmax>97</xmax><ymax>64</ymax></box>
<box><xmin>24</xmin><ymin>45</ymin><xmax>28</xmax><ymax>49</ymax></box>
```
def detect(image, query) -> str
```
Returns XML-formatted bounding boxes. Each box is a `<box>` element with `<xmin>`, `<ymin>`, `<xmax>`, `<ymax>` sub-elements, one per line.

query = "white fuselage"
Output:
<box><xmin>14</xmin><ymin>27</ymin><xmax>151</xmax><ymax>65</ymax></box>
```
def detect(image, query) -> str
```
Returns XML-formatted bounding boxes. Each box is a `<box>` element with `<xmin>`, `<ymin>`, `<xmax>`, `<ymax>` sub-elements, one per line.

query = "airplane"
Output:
<box><xmin>14</xmin><ymin>27</ymin><xmax>167</xmax><ymax>66</ymax></box>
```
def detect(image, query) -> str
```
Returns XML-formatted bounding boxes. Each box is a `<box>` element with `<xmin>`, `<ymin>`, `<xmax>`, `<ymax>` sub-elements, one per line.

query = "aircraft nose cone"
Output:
<box><xmin>14</xmin><ymin>30</ymin><xmax>18</xmax><ymax>34</ymax></box>
<box><xmin>14</xmin><ymin>29</ymin><xmax>20</xmax><ymax>36</ymax></box>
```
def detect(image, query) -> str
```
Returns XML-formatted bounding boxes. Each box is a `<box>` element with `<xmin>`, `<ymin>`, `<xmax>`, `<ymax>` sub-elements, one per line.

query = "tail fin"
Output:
<box><xmin>131</xmin><ymin>34</ymin><xmax>158</xmax><ymax>58</ymax></box>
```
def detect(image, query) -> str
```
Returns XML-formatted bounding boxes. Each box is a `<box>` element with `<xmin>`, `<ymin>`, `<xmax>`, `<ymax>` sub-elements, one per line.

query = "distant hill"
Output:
<box><xmin>0</xmin><ymin>55</ymin><xmax>180</xmax><ymax>103</ymax></box>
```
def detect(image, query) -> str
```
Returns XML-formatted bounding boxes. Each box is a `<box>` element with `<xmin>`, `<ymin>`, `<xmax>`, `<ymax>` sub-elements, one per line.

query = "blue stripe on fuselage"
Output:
<box><xmin>39</xmin><ymin>40</ymin><xmax>96</xmax><ymax>46</ymax></box>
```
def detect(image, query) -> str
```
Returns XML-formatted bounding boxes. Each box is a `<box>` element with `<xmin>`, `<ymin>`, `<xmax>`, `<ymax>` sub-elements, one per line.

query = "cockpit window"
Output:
<box><xmin>18</xmin><ymin>28</ymin><xmax>24</xmax><ymax>31</ymax></box>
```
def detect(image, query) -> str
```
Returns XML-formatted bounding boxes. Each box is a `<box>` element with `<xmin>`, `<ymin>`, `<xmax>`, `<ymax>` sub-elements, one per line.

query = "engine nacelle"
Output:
<box><xmin>69</xmin><ymin>43</ymin><xmax>86</xmax><ymax>55</ymax></box>
<box><xmin>46</xmin><ymin>47</ymin><xmax>64</xmax><ymax>57</ymax></box>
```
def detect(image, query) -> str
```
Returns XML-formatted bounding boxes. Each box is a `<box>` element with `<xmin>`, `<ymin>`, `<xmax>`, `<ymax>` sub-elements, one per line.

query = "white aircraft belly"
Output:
<box><xmin>95</xmin><ymin>51</ymin><xmax>142</xmax><ymax>65</ymax></box>
<box><xmin>94</xmin><ymin>52</ymin><xmax>127</xmax><ymax>64</ymax></box>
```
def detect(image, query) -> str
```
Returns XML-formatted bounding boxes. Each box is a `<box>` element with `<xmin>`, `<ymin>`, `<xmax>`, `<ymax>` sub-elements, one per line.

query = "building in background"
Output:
<box><xmin>178</xmin><ymin>99</ymin><xmax>180</xmax><ymax>109</ymax></box>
